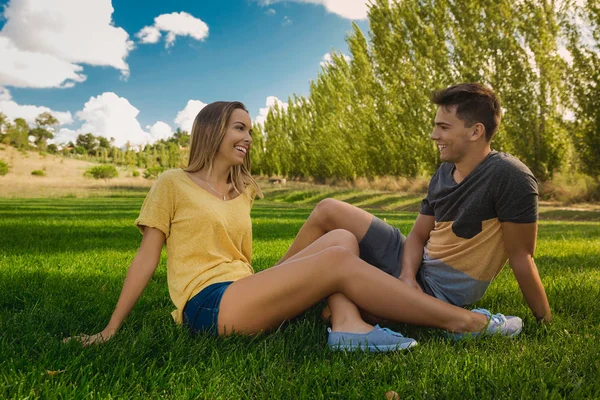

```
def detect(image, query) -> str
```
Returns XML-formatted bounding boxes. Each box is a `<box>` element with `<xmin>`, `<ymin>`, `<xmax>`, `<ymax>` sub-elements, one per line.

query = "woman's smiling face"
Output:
<box><xmin>215</xmin><ymin>108</ymin><xmax>253</xmax><ymax>167</ymax></box>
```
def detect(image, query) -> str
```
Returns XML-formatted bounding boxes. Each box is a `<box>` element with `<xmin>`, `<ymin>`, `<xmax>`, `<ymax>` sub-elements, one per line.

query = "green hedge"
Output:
<box><xmin>143</xmin><ymin>166</ymin><xmax>165</xmax><ymax>180</ymax></box>
<box><xmin>0</xmin><ymin>160</ymin><xmax>8</xmax><ymax>176</ymax></box>
<box><xmin>85</xmin><ymin>165</ymin><xmax>118</xmax><ymax>179</ymax></box>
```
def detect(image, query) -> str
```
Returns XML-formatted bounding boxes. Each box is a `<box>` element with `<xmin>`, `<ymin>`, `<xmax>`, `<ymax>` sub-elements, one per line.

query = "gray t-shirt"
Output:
<box><xmin>418</xmin><ymin>151</ymin><xmax>538</xmax><ymax>306</ymax></box>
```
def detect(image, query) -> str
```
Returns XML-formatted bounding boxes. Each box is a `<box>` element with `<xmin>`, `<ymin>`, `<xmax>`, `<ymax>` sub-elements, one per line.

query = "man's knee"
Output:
<box><xmin>313</xmin><ymin>198</ymin><xmax>346</xmax><ymax>232</ymax></box>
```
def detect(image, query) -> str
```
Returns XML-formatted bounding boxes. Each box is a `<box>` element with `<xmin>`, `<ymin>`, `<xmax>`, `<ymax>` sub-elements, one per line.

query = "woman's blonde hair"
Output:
<box><xmin>184</xmin><ymin>101</ymin><xmax>262</xmax><ymax>198</ymax></box>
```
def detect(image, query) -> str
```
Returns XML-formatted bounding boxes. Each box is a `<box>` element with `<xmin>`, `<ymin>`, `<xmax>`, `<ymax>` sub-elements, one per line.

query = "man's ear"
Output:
<box><xmin>470</xmin><ymin>123</ymin><xmax>485</xmax><ymax>141</ymax></box>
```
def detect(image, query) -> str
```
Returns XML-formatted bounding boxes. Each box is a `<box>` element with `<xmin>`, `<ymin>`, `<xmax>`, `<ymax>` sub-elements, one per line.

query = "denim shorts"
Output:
<box><xmin>182</xmin><ymin>281</ymin><xmax>233</xmax><ymax>336</ymax></box>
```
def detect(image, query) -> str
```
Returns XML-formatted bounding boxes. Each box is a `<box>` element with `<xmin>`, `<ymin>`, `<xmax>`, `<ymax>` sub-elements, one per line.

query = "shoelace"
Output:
<box><xmin>490</xmin><ymin>314</ymin><xmax>507</xmax><ymax>326</ymax></box>
<box><xmin>379</xmin><ymin>327</ymin><xmax>404</xmax><ymax>337</ymax></box>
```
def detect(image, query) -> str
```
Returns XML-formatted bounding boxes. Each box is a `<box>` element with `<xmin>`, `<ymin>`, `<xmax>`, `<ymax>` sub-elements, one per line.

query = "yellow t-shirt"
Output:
<box><xmin>134</xmin><ymin>169</ymin><xmax>256</xmax><ymax>324</ymax></box>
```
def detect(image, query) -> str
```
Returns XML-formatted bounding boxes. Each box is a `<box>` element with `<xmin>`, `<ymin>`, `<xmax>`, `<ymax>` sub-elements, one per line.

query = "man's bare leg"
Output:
<box><xmin>276</xmin><ymin>199</ymin><xmax>375</xmax><ymax>265</ymax></box>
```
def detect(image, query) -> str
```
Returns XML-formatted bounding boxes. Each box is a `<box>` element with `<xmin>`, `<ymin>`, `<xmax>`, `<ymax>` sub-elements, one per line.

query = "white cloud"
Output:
<box><xmin>282</xmin><ymin>16</ymin><xmax>293</xmax><ymax>26</ymax></box>
<box><xmin>175</xmin><ymin>100</ymin><xmax>208</xmax><ymax>133</ymax></box>
<box><xmin>76</xmin><ymin>92</ymin><xmax>151</xmax><ymax>147</ymax></box>
<box><xmin>0</xmin><ymin>86</ymin><xmax>73</xmax><ymax>126</ymax></box>
<box><xmin>136</xmin><ymin>26</ymin><xmax>162</xmax><ymax>44</ymax></box>
<box><xmin>0</xmin><ymin>0</ymin><xmax>134</xmax><ymax>88</ymax></box>
<box><xmin>0</xmin><ymin>87</ymin><xmax>12</xmax><ymax>102</ymax></box>
<box><xmin>0</xmin><ymin>37</ymin><xmax>87</xmax><ymax>89</ymax></box>
<box><xmin>320</xmin><ymin>52</ymin><xmax>351</xmax><ymax>67</ymax></box>
<box><xmin>255</xmin><ymin>96</ymin><xmax>288</xmax><ymax>126</ymax></box>
<box><xmin>51</xmin><ymin>127</ymin><xmax>78</xmax><ymax>146</ymax></box>
<box><xmin>0</xmin><ymin>87</ymin><xmax>179</xmax><ymax>147</ymax></box>
<box><xmin>147</xmin><ymin>121</ymin><xmax>173</xmax><ymax>142</ymax></box>
<box><xmin>257</xmin><ymin>0</ymin><xmax>371</xmax><ymax>20</ymax></box>
<box><xmin>136</xmin><ymin>12</ymin><xmax>209</xmax><ymax>48</ymax></box>
<box><xmin>266</xmin><ymin>8</ymin><xmax>276</xmax><ymax>15</ymax></box>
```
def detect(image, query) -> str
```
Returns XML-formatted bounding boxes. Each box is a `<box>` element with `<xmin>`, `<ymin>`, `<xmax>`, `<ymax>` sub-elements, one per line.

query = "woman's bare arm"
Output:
<box><xmin>64</xmin><ymin>227</ymin><xmax>166</xmax><ymax>345</ymax></box>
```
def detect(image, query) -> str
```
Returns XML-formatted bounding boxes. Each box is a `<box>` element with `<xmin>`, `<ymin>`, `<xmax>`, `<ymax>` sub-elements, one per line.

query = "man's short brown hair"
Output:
<box><xmin>431</xmin><ymin>83</ymin><xmax>502</xmax><ymax>142</ymax></box>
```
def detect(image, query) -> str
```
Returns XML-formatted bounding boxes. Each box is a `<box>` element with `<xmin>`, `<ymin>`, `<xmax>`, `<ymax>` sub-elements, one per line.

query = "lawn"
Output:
<box><xmin>1</xmin><ymin>191</ymin><xmax>599</xmax><ymax>399</ymax></box>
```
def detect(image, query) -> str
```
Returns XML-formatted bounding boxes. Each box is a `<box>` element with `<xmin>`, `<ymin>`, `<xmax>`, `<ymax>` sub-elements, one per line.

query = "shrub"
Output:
<box><xmin>85</xmin><ymin>165</ymin><xmax>118</xmax><ymax>179</ymax></box>
<box><xmin>540</xmin><ymin>172</ymin><xmax>600</xmax><ymax>203</ymax></box>
<box><xmin>0</xmin><ymin>160</ymin><xmax>8</xmax><ymax>176</ymax></box>
<box><xmin>132</xmin><ymin>169</ymin><xmax>140</xmax><ymax>177</ymax></box>
<box><xmin>31</xmin><ymin>170</ymin><xmax>45</xmax><ymax>176</ymax></box>
<box><xmin>144</xmin><ymin>166</ymin><xmax>166</xmax><ymax>180</ymax></box>
<box><xmin>0</xmin><ymin>146</ymin><xmax>5</xmax><ymax>151</ymax></box>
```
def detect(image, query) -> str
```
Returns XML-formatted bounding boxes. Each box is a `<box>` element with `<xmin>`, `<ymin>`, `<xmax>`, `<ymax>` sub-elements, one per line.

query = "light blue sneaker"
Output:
<box><xmin>328</xmin><ymin>325</ymin><xmax>418</xmax><ymax>352</ymax></box>
<box><xmin>447</xmin><ymin>308</ymin><xmax>523</xmax><ymax>340</ymax></box>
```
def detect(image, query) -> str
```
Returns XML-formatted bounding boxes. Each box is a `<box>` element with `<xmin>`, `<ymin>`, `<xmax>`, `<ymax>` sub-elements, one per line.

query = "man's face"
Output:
<box><xmin>430</xmin><ymin>105</ymin><xmax>474</xmax><ymax>163</ymax></box>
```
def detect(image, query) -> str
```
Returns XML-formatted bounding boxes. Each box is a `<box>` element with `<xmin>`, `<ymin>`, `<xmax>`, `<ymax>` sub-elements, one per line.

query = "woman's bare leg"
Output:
<box><xmin>326</xmin><ymin>293</ymin><xmax>373</xmax><ymax>333</ymax></box>
<box><xmin>218</xmin><ymin>246</ymin><xmax>488</xmax><ymax>335</ymax></box>
<box><xmin>280</xmin><ymin>229</ymin><xmax>391</xmax><ymax>325</ymax></box>
<box><xmin>271</xmin><ymin>229</ymin><xmax>378</xmax><ymax>333</ymax></box>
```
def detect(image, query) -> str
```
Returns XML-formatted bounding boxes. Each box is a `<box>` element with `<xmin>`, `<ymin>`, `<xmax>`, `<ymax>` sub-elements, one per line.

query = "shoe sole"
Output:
<box><xmin>329</xmin><ymin>340</ymin><xmax>418</xmax><ymax>352</ymax></box>
<box><xmin>506</xmin><ymin>325</ymin><xmax>522</xmax><ymax>338</ymax></box>
<box><xmin>446</xmin><ymin>326</ymin><xmax>523</xmax><ymax>340</ymax></box>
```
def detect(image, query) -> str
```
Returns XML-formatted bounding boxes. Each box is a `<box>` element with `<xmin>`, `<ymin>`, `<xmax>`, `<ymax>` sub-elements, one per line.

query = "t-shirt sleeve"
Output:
<box><xmin>244</xmin><ymin>183</ymin><xmax>258</xmax><ymax>205</ymax></box>
<box><xmin>420</xmin><ymin>196</ymin><xmax>434</xmax><ymax>216</ymax></box>
<box><xmin>495</xmin><ymin>164</ymin><xmax>538</xmax><ymax>223</ymax></box>
<box><xmin>420</xmin><ymin>171</ymin><xmax>438</xmax><ymax>216</ymax></box>
<box><xmin>135</xmin><ymin>174</ymin><xmax>174</xmax><ymax>238</ymax></box>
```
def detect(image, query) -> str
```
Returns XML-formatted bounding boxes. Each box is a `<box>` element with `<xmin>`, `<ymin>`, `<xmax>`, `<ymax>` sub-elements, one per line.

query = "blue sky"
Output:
<box><xmin>0</xmin><ymin>0</ymin><xmax>370</xmax><ymax>146</ymax></box>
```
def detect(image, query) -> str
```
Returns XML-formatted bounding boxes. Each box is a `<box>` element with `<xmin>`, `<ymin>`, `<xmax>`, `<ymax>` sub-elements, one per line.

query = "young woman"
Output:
<box><xmin>66</xmin><ymin>101</ymin><xmax>517</xmax><ymax>352</ymax></box>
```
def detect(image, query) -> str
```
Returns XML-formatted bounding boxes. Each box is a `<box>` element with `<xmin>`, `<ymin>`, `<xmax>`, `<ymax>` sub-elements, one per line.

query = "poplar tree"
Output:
<box><xmin>567</xmin><ymin>0</ymin><xmax>600</xmax><ymax>177</ymax></box>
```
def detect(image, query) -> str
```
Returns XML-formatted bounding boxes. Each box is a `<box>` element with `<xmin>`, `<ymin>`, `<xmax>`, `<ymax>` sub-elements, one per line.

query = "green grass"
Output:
<box><xmin>1</xmin><ymin>191</ymin><xmax>599</xmax><ymax>399</ymax></box>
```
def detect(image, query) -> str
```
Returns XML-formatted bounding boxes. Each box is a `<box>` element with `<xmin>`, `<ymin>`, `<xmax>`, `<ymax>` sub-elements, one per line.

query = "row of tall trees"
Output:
<box><xmin>250</xmin><ymin>0</ymin><xmax>600</xmax><ymax>182</ymax></box>
<box><xmin>567</xmin><ymin>0</ymin><xmax>600</xmax><ymax>177</ymax></box>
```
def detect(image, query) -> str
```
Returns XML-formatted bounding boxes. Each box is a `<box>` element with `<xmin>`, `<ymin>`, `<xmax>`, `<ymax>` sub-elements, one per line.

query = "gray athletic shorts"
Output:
<box><xmin>358</xmin><ymin>216</ymin><xmax>431</xmax><ymax>294</ymax></box>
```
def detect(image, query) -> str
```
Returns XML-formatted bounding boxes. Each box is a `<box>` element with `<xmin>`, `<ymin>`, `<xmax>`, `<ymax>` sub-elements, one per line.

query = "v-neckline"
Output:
<box><xmin>181</xmin><ymin>170</ymin><xmax>242</xmax><ymax>202</ymax></box>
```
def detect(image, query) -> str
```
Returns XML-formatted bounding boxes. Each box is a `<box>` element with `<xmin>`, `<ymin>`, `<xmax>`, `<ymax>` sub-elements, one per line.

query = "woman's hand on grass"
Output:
<box><xmin>63</xmin><ymin>328</ymin><xmax>116</xmax><ymax>346</ymax></box>
<box><xmin>63</xmin><ymin>227</ymin><xmax>165</xmax><ymax>347</ymax></box>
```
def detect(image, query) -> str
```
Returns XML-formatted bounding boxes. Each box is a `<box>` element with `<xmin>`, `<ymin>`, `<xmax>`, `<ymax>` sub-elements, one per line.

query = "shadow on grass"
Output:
<box><xmin>0</xmin><ymin>222</ymin><xmax>140</xmax><ymax>255</ymax></box>
<box><xmin>539</xmin><ymin>209</ymin><xmax>600</xmax><ymax>222</ymax></box>
<box><xmin>357</xmin><ymin>194</ymin><xmax>417</xmax><ymax>208</ymax></box>
<box><xmin>0</xmin><ymin>198</ymin><xmax>143</xmax><ymax>212</ymax></box>
<box><xmin>252</xmin><ymin>221</ymin><xmax>304</xmax><ymax>241</ymax></box>
<box><xmin>250</xmin><ymin>209</ymin><xmax>312</xmax><ymax>219</ymax></box>
<box><xmin>0</xmin><ymin>210</ymin><xmax>139</xmax><ymax>220</ymax></box>
<box><xmin>341</xmin><ymin>193</ymin><xmax>382</xmax><ymax>205</ymax></box>
<box><xmin>297</xmin><ymin>190</ymin><xmax>357</xmax><ymax>205</ymax></box>
<box><xmin>538</xmin><ymin>222</ymin><xmax>600</xmax><ymax>240</ymax></box>
<box><xmin>102</xmin><ymin>185</ymin><xmax>151</xmax><ymax>193</ymax></box>
<box><xmin>533</xmin><ymin>254</ymin><xmax>600</xmax><ymax>274</ymax></box>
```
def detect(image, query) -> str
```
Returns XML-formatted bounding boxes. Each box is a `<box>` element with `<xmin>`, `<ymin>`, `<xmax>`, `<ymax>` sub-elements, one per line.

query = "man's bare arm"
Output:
<box><xmin>399</xmin><ymin>214</ymin><xmax>435</xmax><ymax>291</ymax></box>
<box><xmin>502</xmin><ymin>221</ymin><xmax>551</xmax><ymax>322</ymax></box>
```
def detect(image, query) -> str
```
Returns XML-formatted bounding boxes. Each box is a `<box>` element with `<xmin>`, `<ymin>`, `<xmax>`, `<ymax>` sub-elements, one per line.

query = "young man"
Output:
<box><xmin>277</xmin><ymin>83</ymin><xmax>551</xmax><ymax>330</ymax></box>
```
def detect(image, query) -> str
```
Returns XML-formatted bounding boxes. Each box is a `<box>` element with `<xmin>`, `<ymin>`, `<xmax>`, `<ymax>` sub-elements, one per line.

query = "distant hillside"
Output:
<box><xmin>0</xmin><ymin>146</ymin><xmax>152</xmax><ymax>198</ymax></box>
